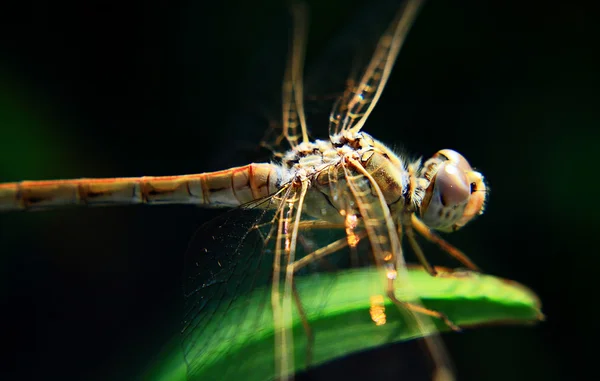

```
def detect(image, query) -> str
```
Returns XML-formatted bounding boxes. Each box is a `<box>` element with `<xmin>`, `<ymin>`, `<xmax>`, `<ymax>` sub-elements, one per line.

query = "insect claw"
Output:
<box><xmin>443</xmin><ymin>315</ymin><xmax>461</xmax><ymax>332</ymax></box>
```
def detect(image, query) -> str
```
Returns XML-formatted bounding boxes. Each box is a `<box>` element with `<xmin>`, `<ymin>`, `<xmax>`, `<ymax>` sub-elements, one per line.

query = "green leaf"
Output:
<box><xmin>143</xmin><ymin>267</ymin><xmax>543</xmax><ymax>381</ymax></box>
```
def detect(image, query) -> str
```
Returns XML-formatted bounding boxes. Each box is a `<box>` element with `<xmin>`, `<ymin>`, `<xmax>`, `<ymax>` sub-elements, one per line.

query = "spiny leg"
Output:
<box><xmin>385</xmin><ymin>274</ymin><xmax>458</xmax><ymax>381</ymax></box>
<box><xmin>385</xmin><ymin>277</ymin><xmax>461</xmax><ymax>331</ymax></box>
<box><xmin>251</xmin><ymin>220</ymin><xmax>345</xmax><ymax>261</ymax></box>
<box><xmin>296</xmin><ymin>234</ymin><xmax>338</xmax><ymax>273</ymax></box>
<box><xmin>395</xmin><ymin>217</ymin><xmax>453</xmax><ymax>327</ymax></box>
<box><xmin>296</xmin><ymin>220</ymin><xmax>346</xmax><ymax>230</ymax></box>
<box><xmin>403</xmin><ymin>222</ymin><xmax>438</xmax><ymax>277</ymax></box>
<box><xmin>291</xmin><ymin>277</ymin><xmax>313</xmax><ymax>368</ymax></box>
<box><xmin>411</xmin><ymin>214</ymin><xmax>481</xmax><ymax>272</ymax></box>
<box><xmin>288</xmin><ymin>230</ymin><xmax>367</xmax><ymax>369</ymax></box>
<box><xmin>387</xmin><ymin>232</ymin><xmax>459</xmax><ymax>381</ymax></box>
<box><xmin>257</xmin><ymin>216</ymin><xmax>348</xmax><ymax>374</ymax></box>
<box><xmin>292</xmin><ymin>232</ymin><xmax>366</xmax><ymax>272</ymax></box>
<box><xmin>252</xmin><ymin>220</ymin><xmax>344</xmax><ymax>237</ymax></box>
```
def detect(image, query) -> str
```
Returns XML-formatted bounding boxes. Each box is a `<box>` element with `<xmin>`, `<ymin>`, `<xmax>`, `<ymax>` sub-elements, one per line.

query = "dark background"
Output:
<box><xmin>0</xmin><ymin>0</ymin><xmax>597</xmax><ymax>380</ymax></box>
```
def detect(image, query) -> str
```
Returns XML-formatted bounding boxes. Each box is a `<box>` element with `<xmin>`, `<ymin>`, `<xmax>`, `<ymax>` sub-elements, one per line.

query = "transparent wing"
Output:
<box><xmin>182</xmin><ymin>182</ymin><xmax>350</xmax><ymax>380</ymax></box>
<box><xmin>328</xmin><ymin>0</ymin><xmax>424</xmax><ymax>137</ymax></box>
<box><xmin>340</xmin><ymin>157</ymin><xmax>455</xmax><ymax>381</ymax></box>
<box><xmin>261</xmin><ymin>3</ymin><xmax>310</xmax><ymax>156</ymax></box>
<box><xmin>270</xmin><ymin>180</ymin><xmax>310</xmax><ymax>380</ymax></box>
<box><xmin>181</xmin><ymin>196</ymin><xmax>279</xmax><ymax>378</ymax></box>
<box><xmin>263</xmin><ymin>0</ymin><xmax>423</xmax><ymax>154</ymax></box>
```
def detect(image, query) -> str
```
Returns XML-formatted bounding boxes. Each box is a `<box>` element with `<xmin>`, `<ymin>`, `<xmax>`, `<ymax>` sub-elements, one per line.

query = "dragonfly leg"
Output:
<box><xmin>252</xmin><ymin>220</ymin><xmax>344</xmax><ymax>238</ymax></box>
<box><xmin>404</xmin><ymin>223</ymin><xmax>438</xmax><ymax>277</ymax></box>
<box><xmin>291</xmin><ymin>231</ymin><xmax>367</xmax><ymax>272</ymax></box>
<box><xmin>385</xmin><ymin>277</ymin><xmax>461</xmax><ymax>332</ymax></box>
<box><xmin>296</xmin><ymin>220</ymin><xmax>345</xmax><ymax>230</ymax></box>
<box><xmin>296</xmin><ymin>235</ymin><xmax>337</xmax><ymax>272</ymax></box>
<box><xmin>411</xmin><ymin>214</ymin><xmax>481</xmax><ymax>272</ymax></box>
<box><xmin>292</xmin><ymin>278</ymin><xmax>313</xmax><ymax>368</ymax></box>
<box><xmin>289</xmin><ymin>231</ymin><xmax>367</xmax><ymax>368</ymax></box>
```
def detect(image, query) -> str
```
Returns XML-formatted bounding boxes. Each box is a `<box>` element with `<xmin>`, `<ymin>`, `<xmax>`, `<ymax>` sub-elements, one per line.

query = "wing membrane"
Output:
<box><xmin>181</xmin><ymin>198</ymin><xmax>277</xmax><ymax>377</ymax></box>
<box><xmin>182</xmin><ymin>183</ymin><xmax>351</xmax><ymax>380</ymax></box>
<box><xmin>329</xmin><ymin>0</ymin><xmax>424</xmax><ymax>136</ymax></box>
<box><xmin>262</xmin><ymin>4</ymin><xmax>310</xmax><ymax>155</ymax></box>
<box><xmin>341</xmin><ymin>157</ymin><xmax>455</xmax><ymax>381</ymax></box>
<box><xmin>271</xmin><ymin>181</ymin><xmax>310</xmax><ymax>380</ymax></box>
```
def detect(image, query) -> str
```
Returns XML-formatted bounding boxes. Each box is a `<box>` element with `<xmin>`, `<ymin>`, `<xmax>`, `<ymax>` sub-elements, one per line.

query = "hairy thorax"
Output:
<box><xmin>275</xmin><ymin>131</ymin><xmax>425</xmax><ymax>224</ymax></box>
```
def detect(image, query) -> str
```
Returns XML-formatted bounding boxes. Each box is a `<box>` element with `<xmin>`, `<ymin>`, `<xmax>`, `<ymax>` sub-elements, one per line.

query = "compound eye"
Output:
<box><xmin>436</xmin><ymin>162</ymin><xmax>470</xmax><ymax>207</ymax></box>
<box><xmin>421</xmin><ymin>149</ymin><xmax>487</xmax><ymax>232</ymax></box>
<box><xmin>454</xmin><ymin>170</ymin><xmax>487</xmax><ymax>229</ymax></box>
<box><xmin>420</xmin><ymin>161</ymin><xmax>471</xmax><ymax>232</ymax></box>
<box><xmin>434</xmin><ymin>149</ymin><xmax>473</xmax><ymax>172</ymax></box>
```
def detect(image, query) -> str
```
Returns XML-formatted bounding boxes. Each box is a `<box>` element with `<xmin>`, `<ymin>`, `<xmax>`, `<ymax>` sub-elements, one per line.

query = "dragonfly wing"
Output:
<box><xmin>272</xmin><ymin>180</ymin><xmax>316</xmax><ymax>380</ymax></box>
<box><xmin>182</xmin><ymin>180</ymin><xmax>333</xmax><ymax>380</ymax></box>
<box><xmin>181</xmin><ymin>196</ymin><xmax>279</xmax><ymax>378</ymax></box>
<box><xmin>340</xmin><ymin>157</ymin><xmax>455</xmax><ymax>381</ymax></box>
<box><xmin>329</xmin><ymin>0</ymin><xmax>425</xmax><ymax>136</ymax></box>
<box><xmin>262</xmin><ymin>3</ymin><xmax>310</xmax><ymax>156</ymax></box>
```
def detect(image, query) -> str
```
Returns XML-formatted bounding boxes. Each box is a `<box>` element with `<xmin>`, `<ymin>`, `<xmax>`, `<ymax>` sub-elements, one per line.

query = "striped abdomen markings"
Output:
<box><xmin>0</xmin><ymin>163</ymin><xmax>280</xmax><ymax>212</ymax></box>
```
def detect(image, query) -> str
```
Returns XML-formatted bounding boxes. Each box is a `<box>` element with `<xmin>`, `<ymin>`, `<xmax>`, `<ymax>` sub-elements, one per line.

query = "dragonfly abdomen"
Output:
<box><xmin>0</xmin><ymin>163</ymin><xmax>281</xmax><ymax>212</ymax></box>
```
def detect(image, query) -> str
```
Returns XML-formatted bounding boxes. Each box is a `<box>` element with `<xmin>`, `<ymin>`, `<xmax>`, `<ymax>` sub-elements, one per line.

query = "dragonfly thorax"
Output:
<box><xmin>277</xmin><ymin>132</ymin><xmax>424</xmax><ymax>224</ymax></box>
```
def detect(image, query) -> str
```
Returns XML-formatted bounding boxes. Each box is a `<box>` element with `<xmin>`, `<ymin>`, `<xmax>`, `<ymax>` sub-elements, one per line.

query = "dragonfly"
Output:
<box><xmin>0</xmin><ymin>0</ymin><xmax>488</xmax><ymax>380</ymax></box>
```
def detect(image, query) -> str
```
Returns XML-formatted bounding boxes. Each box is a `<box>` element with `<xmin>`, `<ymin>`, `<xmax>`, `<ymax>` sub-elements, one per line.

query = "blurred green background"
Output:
<box><xmin>0</xmin><ymin>0</ymin><xmax>596</xmax><ymax>380</ymax></box>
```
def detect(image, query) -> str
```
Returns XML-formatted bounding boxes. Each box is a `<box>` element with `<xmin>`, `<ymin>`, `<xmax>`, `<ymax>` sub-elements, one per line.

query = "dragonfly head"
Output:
<box><xmin>419</xmin><ymin>149</ymin><xmax>487</xmax><ymax>232</ymax></box>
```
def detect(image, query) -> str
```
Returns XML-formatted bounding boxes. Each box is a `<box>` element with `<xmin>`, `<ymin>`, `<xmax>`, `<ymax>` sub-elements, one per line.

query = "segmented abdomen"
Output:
<box><xmin>0</xmin><ymin>163</ymin><xmax>280</xmax><ymax>212</ymax></box>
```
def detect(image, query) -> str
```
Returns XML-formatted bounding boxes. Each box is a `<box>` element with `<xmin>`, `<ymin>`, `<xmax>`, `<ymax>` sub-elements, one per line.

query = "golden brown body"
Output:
<box><xmin>0</xmin><ymin>163</ymin><xmax>279</xmax><ymax>212</ymax></box>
